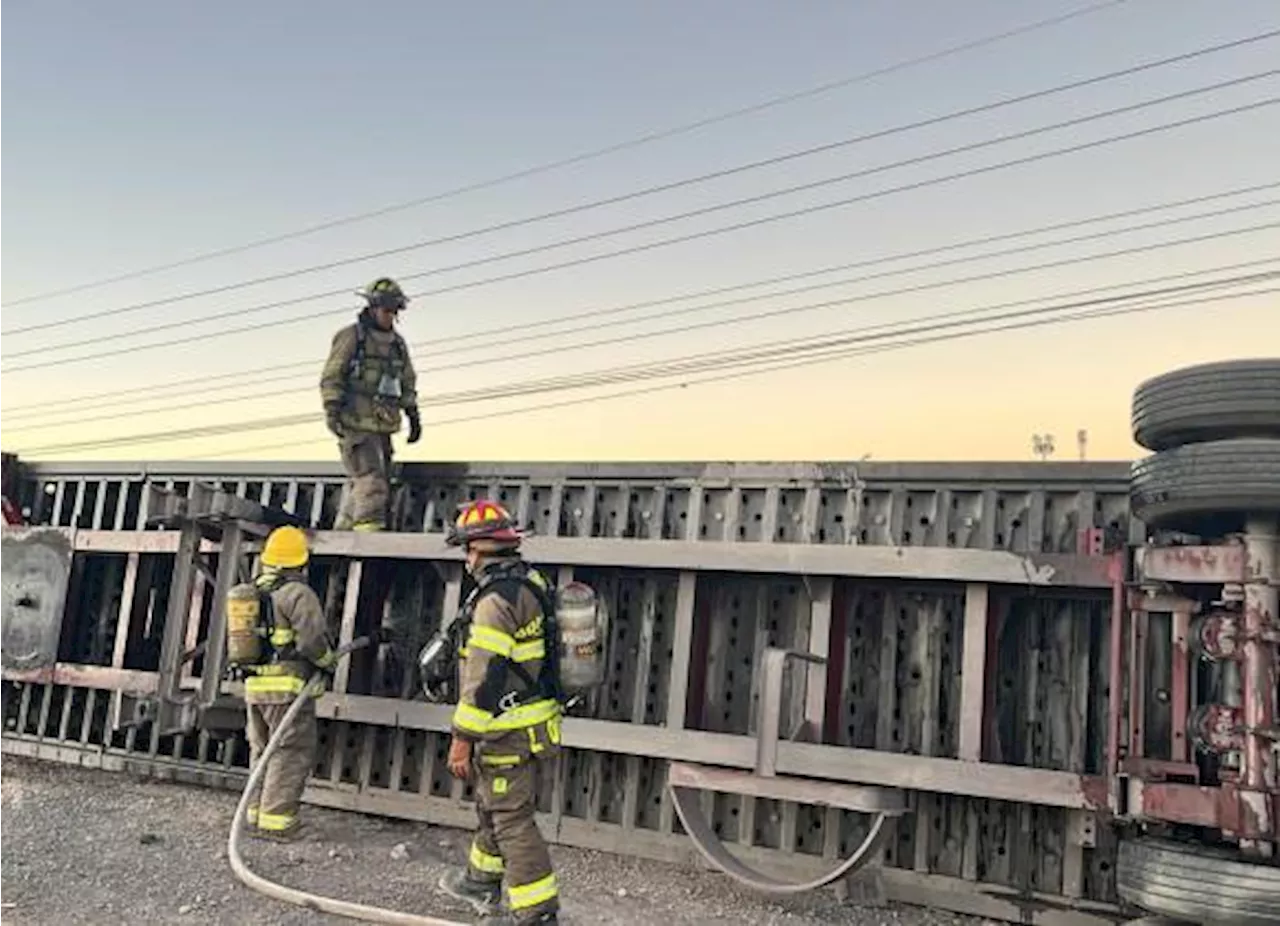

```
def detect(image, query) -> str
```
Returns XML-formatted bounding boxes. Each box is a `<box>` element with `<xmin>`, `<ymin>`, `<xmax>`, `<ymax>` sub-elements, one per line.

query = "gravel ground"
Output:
<box><xmin>1</xmin><ymin>756</ymin><xmax>990</xmax><ymax>926</ymax></box>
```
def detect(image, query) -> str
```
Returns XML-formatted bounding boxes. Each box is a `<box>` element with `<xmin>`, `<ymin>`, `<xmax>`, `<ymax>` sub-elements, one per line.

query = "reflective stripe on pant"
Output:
<box><xmin>468</xmin><ymin>827</ymin><xmax>505</xmax><ymax>882</ymax></box>
<box><xmin>245</xmin><ymin>700</ymin><xmax>317</xmax><ymax>833</ymax></box>
<box><xmin>474</xmin><ymin>758</ymin><xmax>558</xmax><ymax>920</ymax></box>
<box><xmin>334</xmin><ymin>431</ymin><xmax>392</xmax><ymax>531</ymax></box>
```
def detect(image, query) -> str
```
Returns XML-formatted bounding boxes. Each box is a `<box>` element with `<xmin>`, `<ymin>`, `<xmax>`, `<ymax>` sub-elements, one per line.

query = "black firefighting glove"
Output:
<box><xmin>406</xmin><ymin>406</ymin><xmax>422</xmax><ymax>444</ymax></box>
<box><xmin>324</xmin><ymin>402</ymin><xmax>344</xmax><ymax>438</ymax></box>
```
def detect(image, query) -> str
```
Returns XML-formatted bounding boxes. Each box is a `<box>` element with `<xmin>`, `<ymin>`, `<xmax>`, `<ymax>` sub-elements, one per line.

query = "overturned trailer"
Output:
<box><xmin>3</xmin><ymin>360</ymin><xmax>1279</xmax><ymax>925</ymax></box>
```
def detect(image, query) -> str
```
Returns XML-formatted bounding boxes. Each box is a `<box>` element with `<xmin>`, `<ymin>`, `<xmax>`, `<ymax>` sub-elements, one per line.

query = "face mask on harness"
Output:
<box><xmin>417</xmin><ymin>619</ymin><xmax>464</xmax><ymax>703</ymax></box>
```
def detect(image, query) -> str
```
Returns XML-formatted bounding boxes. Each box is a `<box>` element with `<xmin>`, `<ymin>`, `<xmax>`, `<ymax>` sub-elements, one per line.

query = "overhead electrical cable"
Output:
<box><xmin>201</xmin><ymin>282</ymin><xmax>1280</xmax><ymax>461</ymax></box>
<box><xmin>5</xmin><ymin>53</ymin><xmax>1274</xmax><ymax>350</ymax></box>
<box><xmin>5</xmin><ymin>83</ymin><xmax>1277</xmax><ymax>376</ymax></box>
<box><xmin>5</xmin><ymin>179</ymin><xmax>1274</xmax><ymax>418</ymax></box>
<box><xmin>7</xmin><ymin>213</ymin><xmax>1278</xmax><ymax>435</ymax></box>
<box><xmin>0</xmin><ymin>0</ymin><xmax>1133</xmax><ymax>309</ymax></box>
<box><xmin>15</xmin><ymin>269</ymin><xmax>1274</xmax><ymax>456</ymax></box>
<box><xmin>7</xmin><ymin>27</ymin><xmax>1269</xmax><ymax>343</ymax></box>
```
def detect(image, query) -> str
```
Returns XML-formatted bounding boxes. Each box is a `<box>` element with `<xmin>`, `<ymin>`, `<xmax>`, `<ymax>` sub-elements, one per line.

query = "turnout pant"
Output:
<box><xmin>245</xmin><ymin>700</ymin><xmax>317</xmax><ymax>834</ymax></box>
<box><xmin>334</xmin><ymin>432</ymin><xmax>393</xmax><ymax>531</ymax></box>
<box><xmin>467</xmin><ymin>757</ymin><xmax>559</xmax><ymax>921</ymax></box>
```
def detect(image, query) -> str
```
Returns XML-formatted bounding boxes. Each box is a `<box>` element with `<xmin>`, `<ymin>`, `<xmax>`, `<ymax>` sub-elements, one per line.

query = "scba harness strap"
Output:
<box><xmin>347</xmin><ymin>317</ymin><xmax>407</xmax><ymax>389</ymax></box>
<box><xmin>457</xmin><ymin>562</ymin><xmax>562</xmax><ymax>709</ymax></box>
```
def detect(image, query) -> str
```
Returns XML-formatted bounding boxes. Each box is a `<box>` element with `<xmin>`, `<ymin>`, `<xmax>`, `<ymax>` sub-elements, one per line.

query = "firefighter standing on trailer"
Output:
<box><xmin>438</xmin><ymin>500</ymin><xmax>563</xmax><ymax>925</ymax></box>
<box><xmin>232</xmin><ymin>526</ymin><xmax>338</xmax><ymax>840</ymax></box>
<box><xmin>319</xmin><ymin>277</ymin><xmax>422</xmax><ymax>532</ymax></box>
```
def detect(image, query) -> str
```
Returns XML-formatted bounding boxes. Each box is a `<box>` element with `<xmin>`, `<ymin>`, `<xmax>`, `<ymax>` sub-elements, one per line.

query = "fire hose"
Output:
<box><xmin>226</xmin><ymin>635</ymin><xmax>469</xmax><ymax>925</ymax></box>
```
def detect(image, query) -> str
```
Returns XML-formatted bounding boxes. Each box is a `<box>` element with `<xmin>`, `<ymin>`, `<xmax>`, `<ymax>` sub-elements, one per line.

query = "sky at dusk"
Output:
<box><xmin>2</xmin><ymin>0</ymin><xmax>1277</xmax><ymax>463</ymax></box>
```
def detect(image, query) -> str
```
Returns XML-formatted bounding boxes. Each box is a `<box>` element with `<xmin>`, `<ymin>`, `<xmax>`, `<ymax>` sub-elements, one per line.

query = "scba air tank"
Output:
<box><xmin>225</xmin><ymin>582</ymin><xmax>264</xmax><ymax>666</ymax></box>
<box><xmin>555</xmin><ymin>581</ymin><xmax>608</xmax><ymax>693</ymax></box>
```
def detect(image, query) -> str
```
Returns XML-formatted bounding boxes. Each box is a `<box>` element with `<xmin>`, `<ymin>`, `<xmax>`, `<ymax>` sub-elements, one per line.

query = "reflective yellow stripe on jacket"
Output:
<box><xmin>465</xmin><ymin>625</ymin><xmax>543</xmax><ymax>663</ymax></box>
<box><xmin>243</xmin><ymin>662</ymin><xmax>305</xmax><ymax>696</ymax></box>
<box><xmin>452</xmin><ymin>698</ymin><xmax>560</xmax><ymax>737</ymax></box>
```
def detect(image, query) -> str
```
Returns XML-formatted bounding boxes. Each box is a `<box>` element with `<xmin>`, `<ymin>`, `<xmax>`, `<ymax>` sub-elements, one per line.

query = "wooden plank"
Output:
<box><xmin>417</xmin><ymin>536</ymin><xmax>1111</xmax><ymax>589</ymax></box>
<box><xmin>667</xmin><ymin>762</ymin><xmax>905</xmax><ymax>813</ymax></box>
<box><xmin>739</xmin><ymin>581</ymin><xmax>772</xmax><ymax>848</ymax></box>
<box><xmin>804</xmin><ymin>578</ymin><xmax>833</xmax><ymax>733</ymax></box>
<box><xmin>2</xmin><ymin>664</ymin><xmax>159</xmax><ymax>692</ymax></box>
<box><xmin>21</xmin><ymin>675</ymin><xmax>1108</xmax><ymax>811</ymax></box>
<box><xmin>57</xmin><ymin>528</ymin><xmax>1115</xmax><ymax>588</ymax></box>
<box><xmin>914</xmin><ymin>599</ymin><xmax>943</xmax><ymax>873</ymax></box>
<box><xmin>110</xmin><ymin>553</ymin><xmax>140</xmax><ymax>669</ymax></box>
<box><xmin>329</xmin><ymin>558</ymin><xmax>364</xmax><ymax>788</ymax></box>
<box><xmin>659</xmin><ymin>570</ymin><xmax>698</xmax><ymax>833</ymax></box>
<box><xmin>182</xmin><ymin>575</ymin><xmax>206</xmax><ymax>684</ymax></box>
<box><xmin>958</xmin><ymin>583</ymin><xmax>990</xmax><ymax>762</ymax></box>
<box><xmin>332</xmin><ymin>560</ymin><xmax>364</xmax><ymax>695</ymax></box>
<box><xmin>664</xmin><ymin>572</ymin><xmax>698</xmax><ymax>731</ymax></box>
<box><xmin>305</xmin><ymin>694</ymin><xmax>1109</xmax><ymax>809</ymax></box>
<box><xmin>622</xmin><ymin>579</ymin><xmax>659</xmax><ymax>830</ymax></box>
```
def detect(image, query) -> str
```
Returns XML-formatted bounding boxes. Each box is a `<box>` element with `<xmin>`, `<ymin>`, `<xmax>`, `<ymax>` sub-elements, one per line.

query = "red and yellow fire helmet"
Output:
<box><xmin>446</xmin><ymin>499</ymin><xmax>523</xmax><ymax>547</ymax></box>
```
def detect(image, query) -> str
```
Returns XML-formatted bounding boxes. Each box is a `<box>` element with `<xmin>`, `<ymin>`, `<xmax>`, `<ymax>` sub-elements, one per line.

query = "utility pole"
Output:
<box><xmin>1032</xmin><ymin>433</ymin><xmax>1056</xmax><ymax>461</ymax></box>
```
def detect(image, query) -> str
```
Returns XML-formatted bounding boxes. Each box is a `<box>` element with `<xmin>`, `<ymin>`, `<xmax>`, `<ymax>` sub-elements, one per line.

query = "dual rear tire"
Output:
<box><xmin>1122</xmin><ymin>359</ymin><xmax>1280</xmax><ymax>922</ymax></box>
<box><xmin>1129</xmin><ymin>359</ymin><xmax>1280</xmax><ymax>532</ymax></box>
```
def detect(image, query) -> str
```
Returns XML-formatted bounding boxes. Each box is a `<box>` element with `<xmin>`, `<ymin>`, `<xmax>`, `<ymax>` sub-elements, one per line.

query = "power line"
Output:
<box><xmin>6</xmin><ymin>84</ymin><xmax>1277</xmax><ymax>376</ymax></box>
<box><xmin>10</xmin><ymin>27</ymin><xmax>1273</xmax><ymax>339</ymax></box>
<box><xmin>8</xmin><ymin>65</ymin><xmax>1276</xmax><ymax>364</ymax></box>
<box><xmin>202</xmin><ymin>282</ymin><xmax>1279</xmax><ymax>461</ymax></box>
<box><xmin>34</xmin><ymin>280</ymin><xmax>1280</xmax><ymax>461</ymax></box>
<box><xmin>6</xmin><ymin>179</ymin><xmax>1275</xmax><ymax>417</ymax></box>
<box><xmin>15</xmin><ymin>270</ymin><xmax>1274</xmax><ymax>456</ymax></box>
<box><xmin>9</xmin><ymin>211</ymin><xmax>1278</xmax><ymax>434</ymax></box>
<box><xmin>0</xmin><ymin>0</ymin><xmax>1132</xmax><ymax>310</ymax></box>
<box><xmin>30</xmin><ymin>279</ymin><xmax>1280</xmax><ymax>461</ymax></box>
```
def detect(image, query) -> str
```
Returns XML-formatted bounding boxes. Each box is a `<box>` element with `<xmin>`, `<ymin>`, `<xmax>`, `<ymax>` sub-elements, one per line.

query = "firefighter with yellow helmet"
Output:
<box><xmin>319</xmin><ymin>277</ymin><xmax>421</xmax><ymax>532</ymax></box>
<box><xmin>437</xmin><ymin>500</ymin><xmax>563</xmax><ymax>925</ymax></box>
<box><xmin>228</xmin><ymin>525</ymin><xmax>338</xmax><ymax>840</ymax></box>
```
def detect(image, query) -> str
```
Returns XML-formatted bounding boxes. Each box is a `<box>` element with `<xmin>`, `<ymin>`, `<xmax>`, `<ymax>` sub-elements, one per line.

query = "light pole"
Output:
<box><xmin>1032</xmin><ymin>433</ymin><xmax>1056</xmax><ymax>461</ymax></box>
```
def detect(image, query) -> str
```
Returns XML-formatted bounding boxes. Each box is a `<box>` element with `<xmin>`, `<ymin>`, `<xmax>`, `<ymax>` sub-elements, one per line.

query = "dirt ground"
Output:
<box><xmin>1</xmin><ymin>756</ymin><xmax>992</xmax><ymax>926</ymax></box>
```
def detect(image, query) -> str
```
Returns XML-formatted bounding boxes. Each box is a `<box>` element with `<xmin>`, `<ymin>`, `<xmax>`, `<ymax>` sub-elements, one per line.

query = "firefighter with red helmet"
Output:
<box><xmin>437</xmin><ymin>500</ymin><xmax>562</xmax><ymax>925</ymax></box>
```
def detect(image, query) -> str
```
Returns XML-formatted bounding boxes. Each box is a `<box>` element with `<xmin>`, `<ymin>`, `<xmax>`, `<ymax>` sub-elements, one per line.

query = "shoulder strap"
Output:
<box><xmin>258</xmin><ymin>588</ymin><xmax>278</xmax><ymax>658</ymax></box>
<box><xmin>347</xmin><ymin>322</ymin><xmax>368</xmax><ymax>377</ymax></box>
<box><xmin>471</xmin><ymin>571</ymin><xmax>559</xmax><ymax>698</ymax></box>
<box><xmin>517</xmin><ymin>571</ymin><xmax>561</xmax><ymax>700</ymax></box>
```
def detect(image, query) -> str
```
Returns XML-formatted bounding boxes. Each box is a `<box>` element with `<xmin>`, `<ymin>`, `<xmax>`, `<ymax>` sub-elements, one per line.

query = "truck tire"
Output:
<box><xmin>1130</xmin><ymin>438</ymin><xmax>1280</xmax><ymax>530</ymax></box>
<box><xmin>1117</xmin><ymin>837</ymin><xmax>1280</xmax><ymax>926</ymax></box>
<box><xmin>1132</xmin><ymin>358</ymin><xmax>1280</xmax><ymax>452</ymax></box>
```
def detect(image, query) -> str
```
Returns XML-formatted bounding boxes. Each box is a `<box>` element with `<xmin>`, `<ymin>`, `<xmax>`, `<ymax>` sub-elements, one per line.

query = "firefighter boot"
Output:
<box><xmin>482</xmin><ymin>912</ymin><xmax>559</xmax><ymax>925</ymax></box>
<box><xmin>438</xmin><ymin>869</ymin><xmax>501</xmax><ymax>915</ymax></box>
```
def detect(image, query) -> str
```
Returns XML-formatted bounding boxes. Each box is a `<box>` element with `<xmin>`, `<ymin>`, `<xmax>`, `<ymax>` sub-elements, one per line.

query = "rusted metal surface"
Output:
<box><xmin>1240</xmin><ymin>516</ymin><xmax>1278</xmax><ymax>850</ymax></box>
<box><xmin>1</xmin><ymin>526</ymin><xmax>73</xmax><ymax>671</ymax></box>
<box><xmin>1</xmin><ymin>460</ymin><xmax>1136</xmax><ymax>922</ymax></box>
<box><xmin>1123</xmin><ymin>513</ymin><xmax>1279</xmax><ymax>852</ymax></box>
<box><xmin>1134</xmin><ymin>542</ymin><xmax>1248</xmax><ymax>585</ymax></box>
